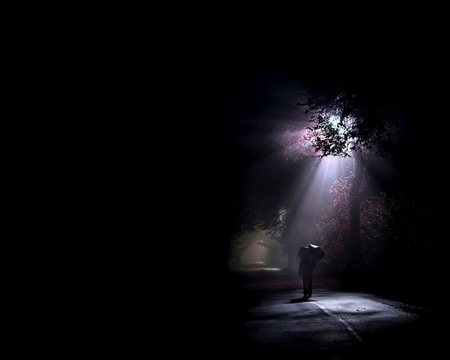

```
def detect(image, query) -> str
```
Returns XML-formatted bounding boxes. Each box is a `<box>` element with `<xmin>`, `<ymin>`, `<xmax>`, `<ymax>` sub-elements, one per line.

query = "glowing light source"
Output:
<box><xmin>330</xmin><ymin>116</ymin><xmax>340</xmax><ymax>129</ymax></box>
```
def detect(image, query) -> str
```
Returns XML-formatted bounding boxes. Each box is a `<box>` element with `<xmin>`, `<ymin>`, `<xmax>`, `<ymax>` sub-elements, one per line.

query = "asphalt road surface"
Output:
<box><xmin>229</xmin><ymin>287</ymin><xmax>432</xmax><ymax>359</ymax></box>
<box><xmin>219</xmin><ymin>269</ymin><xmax>434</xmax><ymax>359</ymax></box>
<box><xmin>158</xmin><ymin>270</ymin><xmax>434</xmax><ymax>359</ymax></box>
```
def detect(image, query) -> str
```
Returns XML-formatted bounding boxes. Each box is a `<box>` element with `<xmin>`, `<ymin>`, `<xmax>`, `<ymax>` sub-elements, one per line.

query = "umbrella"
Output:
<box><xmin>298</xmin><ymin>244</ymin><xmax>325</xmax><ymax>265</ymax></box>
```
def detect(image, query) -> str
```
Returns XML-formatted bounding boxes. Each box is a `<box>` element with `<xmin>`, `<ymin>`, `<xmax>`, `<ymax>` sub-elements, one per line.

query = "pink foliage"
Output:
<box><xmin>275</xmin><ymin>124</ymin><xmax>321</xmax><ymax>160</ymax></box>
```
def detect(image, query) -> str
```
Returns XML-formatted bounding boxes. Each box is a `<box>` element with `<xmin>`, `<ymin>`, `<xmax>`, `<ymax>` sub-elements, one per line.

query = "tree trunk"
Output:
<box><xmin>347</xmin><ymin>151</ymin><xmax>364</xmax><ymax>277</ymax></box>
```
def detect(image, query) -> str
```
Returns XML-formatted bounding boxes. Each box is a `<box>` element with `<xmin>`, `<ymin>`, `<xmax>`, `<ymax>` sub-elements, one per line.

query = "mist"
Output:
<box><xmin>156</xmin><ymin>66</ymin><xmax>435</xmax><ymax>358</ymax></box>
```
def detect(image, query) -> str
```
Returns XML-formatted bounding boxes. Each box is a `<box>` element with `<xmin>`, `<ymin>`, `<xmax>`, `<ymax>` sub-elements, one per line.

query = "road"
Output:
<box><xmin>157</xmin><ymin>270</ymin><xmax>434</xmax><ymax>359</ymax></box>
<box><xmin>221</xmin><ymin>271</ymin><xmax>434</xmax><ymax>359</ymax></box>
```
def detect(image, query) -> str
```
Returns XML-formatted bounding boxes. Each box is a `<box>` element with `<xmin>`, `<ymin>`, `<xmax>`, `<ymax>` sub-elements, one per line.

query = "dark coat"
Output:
<box><xmin>299</xmin><ymin>259</ymin><xmax>315</xmax><ymax>275</ymax></box>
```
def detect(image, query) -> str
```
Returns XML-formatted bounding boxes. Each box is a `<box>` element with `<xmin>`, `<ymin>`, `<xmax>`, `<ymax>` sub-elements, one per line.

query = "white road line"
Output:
<box><xmin>313</xmin><ymin>302</ymin><xmax>364</xmax><ymax>344</ymax></box>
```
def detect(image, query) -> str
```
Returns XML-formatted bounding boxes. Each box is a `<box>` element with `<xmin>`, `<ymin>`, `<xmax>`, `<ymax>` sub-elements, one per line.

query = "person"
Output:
<box><xmin>299</xmin><ymin>257</ymin><xmax>315</xmax><ymax>298</ymax></box>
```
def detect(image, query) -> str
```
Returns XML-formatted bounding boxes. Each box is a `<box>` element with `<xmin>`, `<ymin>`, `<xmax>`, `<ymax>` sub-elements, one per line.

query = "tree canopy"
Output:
<box><xmin>296</xmin><ymin>74</ymin><xmax>403</xmax><ymax>158</ymax></box>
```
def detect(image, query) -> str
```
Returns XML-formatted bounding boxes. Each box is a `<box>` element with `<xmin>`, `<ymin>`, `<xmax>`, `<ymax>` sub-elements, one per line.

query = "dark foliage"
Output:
<box><xmin>296</xmin><ymin>74</ymin><xmax>402</xmax><ymax>158</ymax></box>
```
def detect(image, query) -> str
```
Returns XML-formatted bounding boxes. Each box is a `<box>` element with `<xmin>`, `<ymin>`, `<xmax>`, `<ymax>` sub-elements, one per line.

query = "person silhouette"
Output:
<box><xmin>299</xmin><ymin>257</ymin><xmax>315</xmax><ymax>298</ymax></box>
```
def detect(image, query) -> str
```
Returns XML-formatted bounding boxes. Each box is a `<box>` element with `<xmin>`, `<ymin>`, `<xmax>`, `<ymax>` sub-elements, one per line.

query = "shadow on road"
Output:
<box><xmin>285</xmin><ymin>297</ymin><xmax>308</xmax><ymax>303</ymax></box>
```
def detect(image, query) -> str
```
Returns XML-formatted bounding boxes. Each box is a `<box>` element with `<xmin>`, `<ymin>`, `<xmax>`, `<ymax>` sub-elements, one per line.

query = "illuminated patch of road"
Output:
<box><xmin>313</xmin><ymin>302</ymin><xmax>364</xmax><ymax>343</ymax></box>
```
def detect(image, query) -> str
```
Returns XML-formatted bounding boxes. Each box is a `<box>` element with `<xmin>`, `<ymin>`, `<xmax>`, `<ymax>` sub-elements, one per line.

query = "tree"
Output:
<box><xmin>298</xmin><ymin>75</ymin><xmax>401</xmax><ymax>158</ymax></box>
<box><xmin>296</xmin><ymin>73</ymin><xmax>402</xmax><ymax>275</ymax></box>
